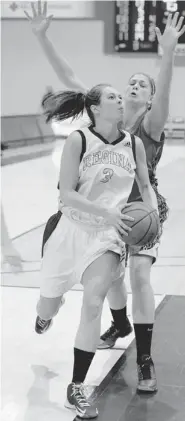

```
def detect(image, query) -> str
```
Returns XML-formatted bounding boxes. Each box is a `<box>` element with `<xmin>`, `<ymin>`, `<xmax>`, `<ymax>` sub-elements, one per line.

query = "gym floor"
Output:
<box><xmin>1</xmin><ymin>139</ymin><xmax>185</xmax><ymax>421</ymax></box>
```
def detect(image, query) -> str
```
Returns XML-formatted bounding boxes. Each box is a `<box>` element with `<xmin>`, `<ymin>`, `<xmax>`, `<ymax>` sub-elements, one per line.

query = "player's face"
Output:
<box><xmin>95</xmin><ymin>86</ymin><xmax>124</xmax><ymax>123</ymax></box>
<box><xmin>124</xmin><ymin>74</ymin><xmax>152</xmax><ymax>107</ymax></box>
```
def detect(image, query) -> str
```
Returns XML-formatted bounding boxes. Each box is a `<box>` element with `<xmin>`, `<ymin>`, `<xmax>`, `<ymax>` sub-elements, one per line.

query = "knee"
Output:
<box><xmin>108</xmin><ymin>276</ymin><xmax>126</xmax><ymax>297</ymax></box>
<box><xmin>130</xmin><ymin>262</ymin><xmax>150</xmax><ymax>291</ymax></box>
<box><xmin>112</xmin><ymin>275</ymin><xmax>124</xmax><ymax>288</ymax></box>
<box><xmin>83</xmin><ymin>295</ymin><xmax>103</xmax><ymax>321</ymax></box>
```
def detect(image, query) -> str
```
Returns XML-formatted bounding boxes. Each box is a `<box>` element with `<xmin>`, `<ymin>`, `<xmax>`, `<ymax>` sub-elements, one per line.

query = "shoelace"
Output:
<box><xmin>38</xmin><ymin>318</ymin><xmax>48</xmax><ymax>328</ymax></box>
<box><xmin>101</xmin><ymin>322</ymin><xmax>118</xmax><ymax>341</ymax></box>
<box><xmin>72</xmin><ymin>384</ymin><xmax>90</xmax><ymax>408</ymax></box>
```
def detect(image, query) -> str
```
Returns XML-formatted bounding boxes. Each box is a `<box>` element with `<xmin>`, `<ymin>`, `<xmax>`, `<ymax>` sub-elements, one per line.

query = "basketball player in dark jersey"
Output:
<box><xmin>25</xmin><ymin>2</ymin><xmax>185</xmax><ymax>394</ymax></box>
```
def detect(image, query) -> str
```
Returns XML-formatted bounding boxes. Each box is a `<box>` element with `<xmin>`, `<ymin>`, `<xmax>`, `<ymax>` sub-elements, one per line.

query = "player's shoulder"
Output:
<box><xmin>65</xmin><ymin>130</ymin><xmax>84</xmax><ymax>153</ymax></box>
<box><xmin>134</xmin><ymin>135</ymin><xmax>143</xmax><ymax>146</ymax></box>
<box><xmin>134</xmin><ymin>135</ymin><xmax>146</xmax><ymax>159</ymax></box>
<box><xmin>67</xmin><ymin>129</ymin><xmax>83</xmax><ymax>141</ymax></box>
<box><xmin>120</xmin><ymin>130</ymin><xmax>141</xmax><ymax>153</ymax></box>
<box><xmin>119</xmin><ymin>129</ymin><xmax>133</xmax><ymax>148</ymax></box>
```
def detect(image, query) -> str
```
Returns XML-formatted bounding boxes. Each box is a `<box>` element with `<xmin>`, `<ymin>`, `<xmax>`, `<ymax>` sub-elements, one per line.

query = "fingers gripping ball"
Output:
<box><xmin>121</xmin><ymin>202</ymin><xmax>160</xmax><ymax>246</ymax></box>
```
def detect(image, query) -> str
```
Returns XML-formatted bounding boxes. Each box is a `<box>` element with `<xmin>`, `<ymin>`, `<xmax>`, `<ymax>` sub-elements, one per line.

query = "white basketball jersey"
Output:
<box><xmin>61</xmin><ymin>126</ymin><xmax>136</xmax><ymax>228</ymax></box>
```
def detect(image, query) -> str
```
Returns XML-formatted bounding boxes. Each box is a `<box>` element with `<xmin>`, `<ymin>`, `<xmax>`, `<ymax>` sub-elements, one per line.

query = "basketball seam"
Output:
<box><xmin>134</xmin><ymin>215</ymin><xmax>153</xmax><ymax>245</ymax></box>
<box><xmin>153</xmin><ymin>209</ymin><xmax>160</xmax><ymax>229</ymax></box>
<box><xmin>151</xmin><ymin>210</ymin><xmax>160</xmax><ymax>243</ymax></box>
<box><xmin>152</xmin><ymin>209</ymin><xmax>160</xmax><ymax>238</ymax></box>
<box><xmin>129</xmin><ymin>209</ymin><xmax>156</xmax><ymax>229</ymax></box>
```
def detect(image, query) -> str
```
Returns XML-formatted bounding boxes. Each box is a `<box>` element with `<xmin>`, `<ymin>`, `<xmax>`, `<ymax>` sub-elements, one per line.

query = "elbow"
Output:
<box><xmin>60</xmin><ymin>187</ymin><xmax>74</xmax><ymax>206</ymax></box>
<box><xmin>140</xmin><ymin>183</ymin><xmax>150</xmax><ymax>195</ymax></box>
<box><xmin>60</xmin><ymin>188</ymin><xmax>68</xmax><ymax>204</ymax></box>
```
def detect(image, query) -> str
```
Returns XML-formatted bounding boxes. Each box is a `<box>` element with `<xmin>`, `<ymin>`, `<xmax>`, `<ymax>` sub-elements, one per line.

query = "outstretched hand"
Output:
<box><xmin>24</xmin><ymin>1</ymin><xmax>53</xmax><ymax>36</ymax></box>
<box><xmin>155</xmin><ymin>11</ymin><xmax>185</xmax><ymax>53</ymax></box>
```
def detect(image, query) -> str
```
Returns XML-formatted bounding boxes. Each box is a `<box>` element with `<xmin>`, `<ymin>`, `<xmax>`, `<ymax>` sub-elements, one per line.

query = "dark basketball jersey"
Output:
<box><xmin>128</xmin><ymin>119</ymin><xmax>165</xmax><ymax>203</ymax></box>
<box><xmin>126</xmin><ymin>117</ymin><xmax>168</xmax><ymax>250</ymax></box>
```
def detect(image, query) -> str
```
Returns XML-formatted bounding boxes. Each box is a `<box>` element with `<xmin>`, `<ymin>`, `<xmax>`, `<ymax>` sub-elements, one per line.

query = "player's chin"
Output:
<box><xmin>127</xmin><ymin>95</ymin><xmax>139</xmax><ymax>103</ymax></box>
<box><xmin>116</xmin><ymin>114</ymin><xmax>124</xmax><ymax>124</ymax></box>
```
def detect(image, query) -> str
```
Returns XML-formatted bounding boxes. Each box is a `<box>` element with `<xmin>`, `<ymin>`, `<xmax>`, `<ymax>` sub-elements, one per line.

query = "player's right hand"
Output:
<box><xmin>105</xmin><ymin>207</ymin><xmax>134</xmax><ymax>236</ymax></box>
<box><xmin>24</xmin><ymin>1</ymin><xmax>53</xmax><ymax>36</ymax></box>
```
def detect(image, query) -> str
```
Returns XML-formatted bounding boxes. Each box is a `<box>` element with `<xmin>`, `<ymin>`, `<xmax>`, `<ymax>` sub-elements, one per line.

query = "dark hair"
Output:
<box><xmin>129</xmin><ymin>73</ymin><xmax>156</xmax><ymax>96</ymax></box>
<box><xmin>41</xmin><ymin>92</ymin><xmax>54</xmax><ymax>109</ymax></box>
<box><xmin>45</xmin><ymin>84</ymin><xmax>111</xmax><ymax>124</ymax></box>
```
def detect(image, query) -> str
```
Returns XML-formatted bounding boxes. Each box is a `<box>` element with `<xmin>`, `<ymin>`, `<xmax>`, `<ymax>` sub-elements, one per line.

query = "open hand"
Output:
<box><xmin>155</xmin><ymin>11</ymin><xmax>185</xmax><ymax>53</ymax></box>
<box><xmin>24</xmin><ymin>1</ymin><xmax>53</xmax><ymax>36</ymax></box>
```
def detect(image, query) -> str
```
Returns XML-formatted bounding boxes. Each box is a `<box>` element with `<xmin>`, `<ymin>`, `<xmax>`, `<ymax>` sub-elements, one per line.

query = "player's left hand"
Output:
<box><xmin>155</xmin><ymin>11</ymin><xmax>185</xmax><ymax>53</ymax></box>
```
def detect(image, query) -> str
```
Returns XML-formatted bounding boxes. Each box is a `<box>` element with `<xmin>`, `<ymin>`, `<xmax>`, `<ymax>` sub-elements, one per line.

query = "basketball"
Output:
<box><xmin>121</xmin><ymin>202</ymin><xmax>160</xmax><ymax>246</ymax></box>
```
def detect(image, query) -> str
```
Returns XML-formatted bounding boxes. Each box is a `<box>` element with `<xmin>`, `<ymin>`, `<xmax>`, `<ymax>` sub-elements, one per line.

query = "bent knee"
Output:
<box><xmin>82</xmin><ymin>295</ymin><xmax>103</xmax><ymax>320</ymax></box>
<box><xmin>130</xmin><ymin>259</ymin><xmax>152</xmax><ymax>290</ymax></box>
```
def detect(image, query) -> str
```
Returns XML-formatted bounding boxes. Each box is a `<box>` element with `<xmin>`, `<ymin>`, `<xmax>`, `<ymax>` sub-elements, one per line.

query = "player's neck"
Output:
<box><xmin>123</xmin><ymin>104</ymin><xmax>147</xmax><ymax>132</ymax></box>
<box><xmin>93</xmin><ymin>121</ymin><xmax>120</xmax><ymax>143</ymax></box>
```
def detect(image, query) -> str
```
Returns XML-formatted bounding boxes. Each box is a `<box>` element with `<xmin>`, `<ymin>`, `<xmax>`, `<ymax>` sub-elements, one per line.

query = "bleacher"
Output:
<box><xmin>164</xmin><ymin>116</ymin><xmax>185</xmax><ymax>142</ymax></box>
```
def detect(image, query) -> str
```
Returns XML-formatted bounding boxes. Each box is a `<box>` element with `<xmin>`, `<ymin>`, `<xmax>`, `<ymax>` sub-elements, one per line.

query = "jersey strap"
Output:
<box><xmin>131</xmin><ymin>134</ymin><xmax>136</xmax><ymax>164</ymax></box>
<box><xmin>78</xmin><ymin>130</ymin><xmax>87</xmax><ymax>162</ymax></box>
<box><xmin>57</xmin><ymin>130</ymin><xmax>87</xmax><ymax>190</ymax></box>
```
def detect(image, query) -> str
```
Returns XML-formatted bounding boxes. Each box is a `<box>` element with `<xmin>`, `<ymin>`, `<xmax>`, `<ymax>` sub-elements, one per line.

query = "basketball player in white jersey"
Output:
<box><xmin>35</xmin><ymin>83</ymin><xmax>157</xmax><ymax>418</ymax></box>
<box><xmin>25</xmin><ymin>2</ymin><xmax>185</xmax><ymax>395</ymax></box>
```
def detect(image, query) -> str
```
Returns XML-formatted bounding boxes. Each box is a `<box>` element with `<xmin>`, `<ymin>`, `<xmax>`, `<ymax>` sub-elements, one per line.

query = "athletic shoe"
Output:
<box><xmin>137</xmin><ymin>354</ymin><xmax>158</xmax><ymax>394</ymax></box>
<box><xmin>35</xmin><ymin>316</ymin><xmax>53</xmax><ymax>334</ymax></box>
<box><xmin>35</xmin><ymin>296</ymin><xmax>65</xmax><ymax>334</ymax></box>
<box><xmin>65</xmin><ymin>382</ymin><xmax>98</xmax><ymax>419</ymax></box>
<box><xmin>98</xmin><ymin>318</ymin><xmax>133</xmax><ymax>349</ymax></box>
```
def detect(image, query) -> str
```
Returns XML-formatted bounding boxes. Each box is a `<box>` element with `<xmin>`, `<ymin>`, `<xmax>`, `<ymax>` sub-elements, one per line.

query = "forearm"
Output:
<box><xmin>37</xmin><ymin>34</ymin><xmax>74</xmax><ymax>84</ymax></box>
<box><xmin>140</xmin><ymin>185</ymin><xmax>158</xmax><ymax>212</ymax></box>
<box><xmin>156</xmin><ymin>50</ymin><xmax>174</xmax><ymax>104</ymax></box>
<box><xmin>61</xmin><ymin>189</ymin><xmax>107</xmax><ymax>218</ymax></box>
<box><xmin>146</xmin><ymin>51</ymin><xmax>174</xmax><ymax>135</ymax></box>
<box><xmin>37</xmin><ymin>33</ymin><xmax>87</xmax><ymax>91</ymax></box>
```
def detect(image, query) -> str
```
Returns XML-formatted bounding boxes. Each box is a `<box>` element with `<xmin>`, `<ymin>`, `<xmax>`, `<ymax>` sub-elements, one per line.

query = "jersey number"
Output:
<box><xmin>100</xmin><ymin>168</ymin><xmax>114</xmax><ymax>183</ymax></box>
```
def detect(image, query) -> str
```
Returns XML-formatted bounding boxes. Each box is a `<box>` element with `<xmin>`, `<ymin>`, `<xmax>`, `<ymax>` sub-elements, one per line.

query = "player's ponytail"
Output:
<box><xmin>45</xmin><ymin>83</ymin><xmax>112</xmax><ymax>125</ymax></box>
<box><xmin>46</xmin><ymin>91</ymin><xmax>86</xmax><ymax>122</ymax></box>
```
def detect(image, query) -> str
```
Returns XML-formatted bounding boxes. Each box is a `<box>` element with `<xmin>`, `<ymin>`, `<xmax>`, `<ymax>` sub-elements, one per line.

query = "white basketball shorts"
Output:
<box><xmin>40</xmin><ymin>214</ymin><xmax>125</xmax><ymax>298</ymax></box>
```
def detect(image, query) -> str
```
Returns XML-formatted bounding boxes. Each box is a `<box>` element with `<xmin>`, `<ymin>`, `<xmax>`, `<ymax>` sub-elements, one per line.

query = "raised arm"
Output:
<box><xmin>24</xmin><ymin>1</ymin><xmax>88</xmax><ymax>92</ymax></box>
<box><xmin>144</xmin><ymin>12</ymin><xmax>185</xmax><ymax>141</ymax></box>
<box><xmin>134</xmin><ymin>137</ymin><xmax>158</xmax><ymax>211</ymax></box>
